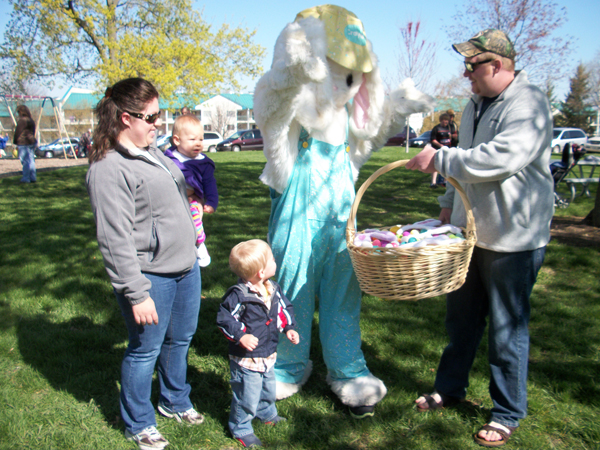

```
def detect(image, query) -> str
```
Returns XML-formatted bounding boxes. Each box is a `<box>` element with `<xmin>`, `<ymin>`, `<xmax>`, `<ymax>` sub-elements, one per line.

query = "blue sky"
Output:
<box><xmin>1</xmin><ymin>0</ymin><xmax>598</xmax><ymax>100</ymax></box>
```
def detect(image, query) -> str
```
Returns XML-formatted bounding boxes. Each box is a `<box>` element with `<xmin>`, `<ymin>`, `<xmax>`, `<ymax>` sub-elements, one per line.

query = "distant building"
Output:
<box><xmin>2</xmin><ymin>88</ymin><xmax>476</xmax><ymax>144</ymax></box>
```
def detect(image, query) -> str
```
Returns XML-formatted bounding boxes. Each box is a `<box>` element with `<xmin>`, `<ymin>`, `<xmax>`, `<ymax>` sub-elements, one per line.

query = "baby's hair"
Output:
<box><xmin>229</xmin><ymin>239</ymin><xmax>272</xmax><ymax>281</ymax></box>
<box><xmin>172</xmin><ymin>113</ymin><xmax>202</xmax><ymax>138</ymax></box>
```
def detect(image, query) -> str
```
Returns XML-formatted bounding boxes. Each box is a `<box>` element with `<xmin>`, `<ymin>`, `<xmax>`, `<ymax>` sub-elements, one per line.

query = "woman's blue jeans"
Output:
<box><xmin>228</xmin><ymin>359</ymin><xmax>278</xmax><ymax>438</ymax></box>
<box><xmin>18</xmin><ymin>145</ymin><xmax>36</xmax><ymax>182</ymax></box>
<box><xmin>115</xmin><ymin>261</ymin><xmax>201</xmax><ymax>434</ymax></box>
<box><xmin>434</xmin><ymin>246</ymin><xmax>546</xmax><ymax>428</ymax></box>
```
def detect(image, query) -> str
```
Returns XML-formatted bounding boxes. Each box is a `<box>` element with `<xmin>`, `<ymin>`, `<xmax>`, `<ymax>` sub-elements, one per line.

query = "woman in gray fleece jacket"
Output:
<box><xmin>86</xmin><ymin>78</ymin><xmax>203</xmax><ymax>450</ymax></box>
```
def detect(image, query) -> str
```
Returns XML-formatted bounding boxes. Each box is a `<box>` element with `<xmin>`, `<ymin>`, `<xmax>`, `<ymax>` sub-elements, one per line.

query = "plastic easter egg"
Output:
<box><xmin>390</xmin><ymin>225</ymin><xmax>400</xmax><ymax>233</ymax></box>
<box><xmin>372</xmin><ymin>239</ymin><xmax>381</xmax><ymax>247</ymax></box>
<box><xmin>408</xmin><ymin>237</ymin><xmax>417</xmax><ymax>243</ymax></box>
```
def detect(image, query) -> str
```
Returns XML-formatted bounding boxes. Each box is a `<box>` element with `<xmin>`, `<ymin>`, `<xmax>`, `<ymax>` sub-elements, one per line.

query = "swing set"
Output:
<box><xmin>1</xmin><ymin>94</ymin><xmax>79</xmax><ymax>159</ymax></box>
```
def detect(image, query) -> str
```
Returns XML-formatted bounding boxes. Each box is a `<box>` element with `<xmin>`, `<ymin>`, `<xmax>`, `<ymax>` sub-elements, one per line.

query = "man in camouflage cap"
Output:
<box><xmin>407</xmin><ymin>29</ymin><xmax>553</xmax><ymax>447</ymax></box>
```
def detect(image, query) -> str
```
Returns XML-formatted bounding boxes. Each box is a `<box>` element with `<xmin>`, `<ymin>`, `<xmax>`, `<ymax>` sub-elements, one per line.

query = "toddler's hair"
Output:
<box><xmin>172</xmin><ymin>113</ymin><xmax>202</xmax><ymax>139</ymax></box>
<box><xmin>229</xmin><ymin>239</ymin><xmax>271</xmax><ymax>281</ymax></box>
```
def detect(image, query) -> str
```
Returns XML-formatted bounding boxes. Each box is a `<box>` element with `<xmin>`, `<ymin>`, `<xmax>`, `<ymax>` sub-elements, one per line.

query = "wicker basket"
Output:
<box><xmin>346</xmin><ymin>159</ymin><xmax>477</xmax><ymax>301</ymax></box>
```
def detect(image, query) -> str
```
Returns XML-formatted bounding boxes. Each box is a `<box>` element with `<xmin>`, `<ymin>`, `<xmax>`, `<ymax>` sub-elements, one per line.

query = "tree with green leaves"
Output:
<box><xmin>0</xmin><ymin>0</ymin><xmax>265</xmax><ymax>105</ymax></box>
<box><xmin>447</xmin><ymin>0</ymin><xmax>573</xmax><ymax>86</ymax></box>
<box><xmin>557</xmin><ymin>64</ymin><xmax>592</xmax><ymax>133</ymax></box>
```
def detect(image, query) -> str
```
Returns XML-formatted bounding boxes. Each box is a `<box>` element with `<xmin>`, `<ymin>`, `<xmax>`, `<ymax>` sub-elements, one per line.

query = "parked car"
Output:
<box><xmin>36</xmin><ymin>137</ymin><xmax>81</xmax><ymax>158</ymax></box>
<box><xmin>203</xmin><ymin>131</ymin><xmax>223</xmax><ymax>152</ymax></box>
<box><xmin>385</xmin><ymin>126</ymin><xmax>417</xmax><ymax>146</ymax></box>
<box><xmin>408</xmin><ymin>130</ymin><xmax>432</xmax><ymax>148</ymax></box>
<box><xmin>216</xmin><ymin>129</ymin><xmax>263</xmax><ymax>152</ymax></box>
<box><xmin>551</xmin><ymin>127</ymin><xmax>587</xmax><ymax>153</ymax></box>
<box><xmin>584</xmin><ymin>135</ymin><xmax>600</xmax><ymax>153</ymax></box>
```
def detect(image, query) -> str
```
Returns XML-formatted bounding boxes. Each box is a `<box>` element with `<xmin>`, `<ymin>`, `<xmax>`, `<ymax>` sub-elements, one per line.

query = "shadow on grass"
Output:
<box><xmin>528</xmin><ymin>242</ymin><xmax>600</xmax><ymax>407</ymax></box>
<box><xmin>16</xmin><ymin>312</ymin><xmax>232</xmax><ymax>432</ymax></box>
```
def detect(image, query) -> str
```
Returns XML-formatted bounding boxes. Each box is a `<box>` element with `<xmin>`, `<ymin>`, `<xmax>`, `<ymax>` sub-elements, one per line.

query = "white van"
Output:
<box><xmin>551</xmin><ymin>128</ymin><xmax>587</xmax><ymax>153</ymax></box>
<box><xmin>203</xmin><ymin>131</ymin><xmax>223</xmax><ymax>152</ymax></box>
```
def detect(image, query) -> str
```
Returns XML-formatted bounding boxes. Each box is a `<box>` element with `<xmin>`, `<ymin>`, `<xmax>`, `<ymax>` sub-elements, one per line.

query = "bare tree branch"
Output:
<box><xmin>446</xmin><ymin>0</ymin><xmax>574</xmax><ymax>86</ymax></box>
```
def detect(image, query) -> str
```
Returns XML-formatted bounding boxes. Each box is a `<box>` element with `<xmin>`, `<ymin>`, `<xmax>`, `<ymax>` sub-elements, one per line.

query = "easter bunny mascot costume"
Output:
<box><xmin>254</xmin><ymin>4</ymin><xmax>434</xmax><ymax>418</ymax></box>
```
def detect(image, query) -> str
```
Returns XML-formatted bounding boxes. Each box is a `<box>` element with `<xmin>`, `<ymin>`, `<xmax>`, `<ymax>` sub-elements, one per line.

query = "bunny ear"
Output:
<box><xmin>349</xmin><ymin>45</ymin><xmax>384</xmax><ymax>140</ymax></box>
<box><xmin>352</xmin><ymin>74</ymin><xmax>370</xmax><ymax>129</ymax></box>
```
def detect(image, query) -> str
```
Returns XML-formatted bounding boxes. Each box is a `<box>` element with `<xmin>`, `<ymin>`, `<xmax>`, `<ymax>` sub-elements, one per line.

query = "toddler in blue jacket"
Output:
<box><xmin>217</xmin><ymin>239</ymin><xmax>299</xmax><ymax>448</ymax></box>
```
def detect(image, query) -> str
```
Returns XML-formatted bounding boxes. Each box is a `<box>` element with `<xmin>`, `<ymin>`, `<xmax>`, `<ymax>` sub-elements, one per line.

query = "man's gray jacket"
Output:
<box><xmin>435</xmin><ymin>71</ymin><xmax>554</xmax><ymax>253</ymax></box>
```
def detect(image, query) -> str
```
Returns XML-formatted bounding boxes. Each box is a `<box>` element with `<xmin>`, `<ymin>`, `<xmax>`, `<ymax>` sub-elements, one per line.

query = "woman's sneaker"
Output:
<box><xmin>125</xmin><ymin>426</ymin><xmax>169</xmax><ymax>450</ymax></box>
<box><xmin>158</xmin><ymin>404</ymin><xmax>205</xmax><ymax>425</ymax></box>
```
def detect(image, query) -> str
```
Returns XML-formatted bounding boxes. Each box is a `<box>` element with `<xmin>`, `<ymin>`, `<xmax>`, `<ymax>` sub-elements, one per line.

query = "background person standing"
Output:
<box><xmin>13</xmin><ymin>105</ymin><xmax>37</xmax><ymax>183</ymax></box>
<box><xmin>447</xmin><ymin>109</ymin><xmax>458</xmax><ymax>147</ymax></box>
<box><xmin>428</xmin><ymin>113</ymin><xmax>452</xmax><ymax>188</ymax></box>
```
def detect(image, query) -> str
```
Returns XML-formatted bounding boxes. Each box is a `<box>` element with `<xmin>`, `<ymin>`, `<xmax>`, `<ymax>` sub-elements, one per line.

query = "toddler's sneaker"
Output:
<box><xmin>264</xmin><ymin>415</ymin><xmax>287</xmax><ymax>426</ymax></box>
<box><xmin>197</xmin><ymin>243</ymin><xmax>211</xmax><ymax>267</ymax></box>
<box><xmin>235</xmin><ymin>433</ymin><xmax>263</xmax><ymax>448</ymax></box>
<box><xmin>158</xmin><ymin>404</ymin><xmax>205</xmax><ymax>425</ymax></box>
<box><xmin>125</xmin><ymin>426</ymin><xmax>169</xmax><ymax>450</ymax></box>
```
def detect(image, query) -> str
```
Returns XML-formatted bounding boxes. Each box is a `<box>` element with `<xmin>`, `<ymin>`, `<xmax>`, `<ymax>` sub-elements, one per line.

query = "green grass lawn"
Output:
<box><xmin>0</xmin><ymin>147</ymin><xmax>599</xmax><ymax>449</ymax></box>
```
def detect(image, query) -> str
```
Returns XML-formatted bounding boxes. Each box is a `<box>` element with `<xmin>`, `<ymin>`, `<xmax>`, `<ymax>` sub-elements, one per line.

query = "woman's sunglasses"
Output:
<box><xmin>125</xmin><ymin>111</ymin><xmax>161</xmax><ymax>124</ymax></box>
<box><xmin>464</xmin><ymin>58</ymin><xmax>495</xmax><ymax>73</ymax></box>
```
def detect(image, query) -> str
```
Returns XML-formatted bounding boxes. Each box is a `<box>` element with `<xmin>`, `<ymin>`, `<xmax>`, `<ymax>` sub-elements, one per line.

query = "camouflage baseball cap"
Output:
<box><xmin>295</xmin><ymin>4</ymin><xmax>373</xmax><ymax>73</ymax></box>
<box><xmin>452</xmin><ymin>29</ymin><xmax>516</xmax><ymax>59</ymax></box>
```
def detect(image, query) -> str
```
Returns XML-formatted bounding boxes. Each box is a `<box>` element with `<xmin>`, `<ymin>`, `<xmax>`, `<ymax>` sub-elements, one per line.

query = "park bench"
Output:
<box><xmin>551</xmin><ymin>146</ymin><xmax>599</xmax><ymax>208</ymax></box>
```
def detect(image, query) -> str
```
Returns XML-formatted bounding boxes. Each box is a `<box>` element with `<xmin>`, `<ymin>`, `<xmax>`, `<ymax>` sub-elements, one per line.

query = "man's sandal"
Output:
<box><xmin>473</xmin><ymin>423</ymin><xmax>516</xmax><ymax>447</ymax></box>
<box><xmin>415</xmin><ymin>392</ymin><xmax>461</xmax><ymax>412</ymax></box>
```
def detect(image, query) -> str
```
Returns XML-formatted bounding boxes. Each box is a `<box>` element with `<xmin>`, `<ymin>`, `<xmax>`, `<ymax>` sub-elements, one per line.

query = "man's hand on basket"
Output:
<box><xmin>406</xmin><ymin>144</ymin><xmax>437</xmax><ymax>173</ymax></box>
<box><xmin>439</xmin><ymin>208</ymin><xmax>452</xmax><ymax>225</ymax></box>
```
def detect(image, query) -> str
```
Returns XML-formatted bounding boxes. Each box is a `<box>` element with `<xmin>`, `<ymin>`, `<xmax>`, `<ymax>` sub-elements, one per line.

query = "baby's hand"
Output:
<box><xmin>239</xmin><ymin>334</ymin><xmax>259</xmax><ymax>351</ymax></box>
<box><xmin>203</xmin><ymin>205</ymin><xmax>215</xmax><ymax>214</ymax></box>
<box><xmin>286</xmin><ymin>330</ymin><xmax>300</xmax><ymax>345</ymax></box>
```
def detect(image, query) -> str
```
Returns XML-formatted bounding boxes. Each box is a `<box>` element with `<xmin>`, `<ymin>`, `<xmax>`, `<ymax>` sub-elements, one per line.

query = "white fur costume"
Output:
<box><xmin>254</xmin><ymin>9</ymin><xmax>434</xmax><ymax>411</ymax></box>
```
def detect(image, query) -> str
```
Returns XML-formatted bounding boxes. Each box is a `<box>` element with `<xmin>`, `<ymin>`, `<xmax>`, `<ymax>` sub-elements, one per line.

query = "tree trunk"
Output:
<box><xmin>583</xmin><ymin>182</ymin><xmax>600</xmax><ymax>227</ymax></box>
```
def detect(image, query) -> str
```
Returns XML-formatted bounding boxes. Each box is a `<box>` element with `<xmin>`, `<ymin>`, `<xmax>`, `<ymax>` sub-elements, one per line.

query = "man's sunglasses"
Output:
<box><xmin>125</xmin><ymin>111</ymin><xmax>161</xmax><ymax>124</ymax></box>
<box><xmin>464</xmin><ymin>58</ymin><xmax>495</xmax><ymax>73</ymax></box>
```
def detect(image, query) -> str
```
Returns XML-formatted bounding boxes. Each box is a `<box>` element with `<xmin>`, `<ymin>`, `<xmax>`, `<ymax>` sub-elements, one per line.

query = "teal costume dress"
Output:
<box><xmin>268</xmin><ymin>127</ymin><xmax>370</xmax><ymax>384</ymax></box>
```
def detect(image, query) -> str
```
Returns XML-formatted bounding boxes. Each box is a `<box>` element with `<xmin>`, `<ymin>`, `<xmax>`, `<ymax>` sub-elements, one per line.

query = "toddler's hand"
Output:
<box><xmin>203</xmin><ymin>205</ymin><xmax>215</xmax><ymax>214</ymax></box>
<box><xmin>239</xmin><ymin>334</ymin><xmax>259</xmax><ymax>351</ymax></box>
<box><xmin>286</xmin><ymin>330</ymin><xmax>300</xmax><ymax>345</ymax></box>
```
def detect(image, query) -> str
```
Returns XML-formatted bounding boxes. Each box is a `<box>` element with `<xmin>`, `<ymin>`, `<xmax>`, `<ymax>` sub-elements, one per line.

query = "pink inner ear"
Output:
<box><xmin>353</xmin><ymin>74</ymin><xmax>370</xmax><ymax>129</ymax></box>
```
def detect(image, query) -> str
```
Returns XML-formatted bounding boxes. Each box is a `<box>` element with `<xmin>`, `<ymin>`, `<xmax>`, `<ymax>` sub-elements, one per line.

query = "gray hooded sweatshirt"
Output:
<box><xmin>435</xmin><ymin>71</ymin><xmax>554</xmax><ymax>253</ymax></box>
<box><xmin>87</xmin><ymin>144</ymin><xmax>197</xmax><ymax>305</ymax></box>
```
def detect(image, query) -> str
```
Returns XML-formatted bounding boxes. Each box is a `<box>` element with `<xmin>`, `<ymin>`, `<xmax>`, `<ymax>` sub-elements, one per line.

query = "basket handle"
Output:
<box><xmin>346</xmin><ymin>159</ymin><xmax>476</xmax><ymax>237</ymax></box>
